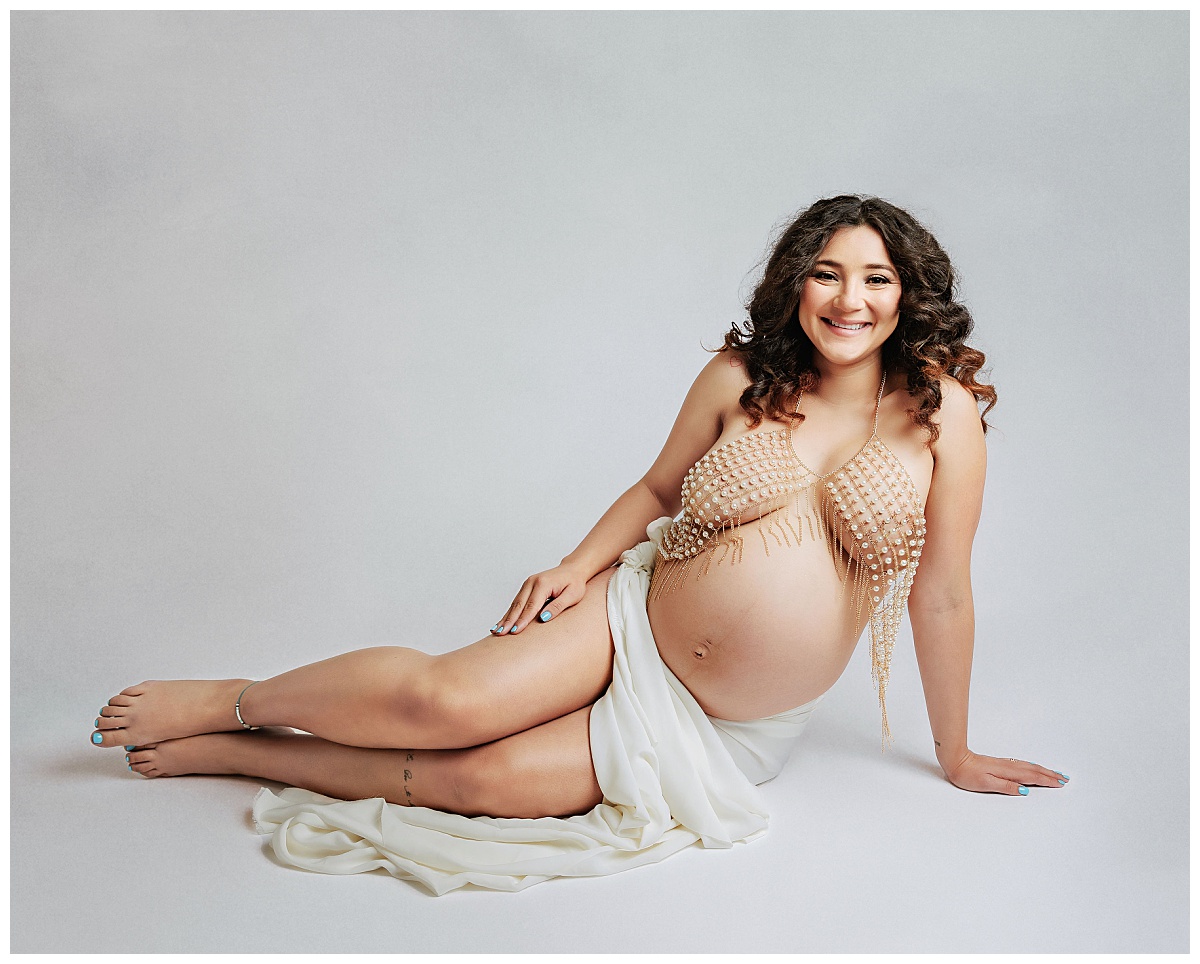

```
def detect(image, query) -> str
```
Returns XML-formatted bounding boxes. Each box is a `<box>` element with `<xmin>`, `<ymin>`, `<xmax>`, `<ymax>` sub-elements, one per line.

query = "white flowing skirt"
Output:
<box><xmin>252</xmin><ymin>518</ymin><xmax>820</xmax><ymax>895</ymax></box>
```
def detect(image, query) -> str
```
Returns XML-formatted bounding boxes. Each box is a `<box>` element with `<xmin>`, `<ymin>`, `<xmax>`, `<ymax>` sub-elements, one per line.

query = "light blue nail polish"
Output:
<box><xmin>497</xmin><ymin>626</ymin><xmax>507</xmax><ymax>634</ymax></box>
<box><xmin>91</xmin><ymin>733</ymin><xmax>103</xmax><ymax>745</ymax></box>
<box><xmin>125</xmin><ymin>745</ymin><xmax>135</xmax><ymax>751</ymax></box>
<box><xmin>1057</xmin><ymin>779</ymin><xmax>1066</xmax><ymax>785</ymax></box>
<box><xmin>490</xmin><ymin>624</ymin><xmax>498</xmax><ymax>632</ymax></box>
<box><xmin>539</xmin><ymin>611</ymin><xmax>551</xmax><ymax>622</ymax></box>
<box><xmin>125</xmin><ymin>755</ymin><xmax>130</xmax><ymax>761</ymax></box>
<box><xmin>1018</xmin><ymin>786</ymin><xmax>1029</xmax><ymax>795</ymax></box>
<box><xmin>128</xmin><ymin>765</ymin><xmax>133</xmax><ymax>771</ymax></box>
<box><xmin>95</xmin><ymin>718</ymin><xmax>100</xmax><ymax>727</ymax></box>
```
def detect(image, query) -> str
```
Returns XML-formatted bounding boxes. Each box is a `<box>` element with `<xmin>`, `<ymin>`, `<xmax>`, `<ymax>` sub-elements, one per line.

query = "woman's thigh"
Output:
<box><xmin>424</xmin><ymin>569</ymin><xmax>616</xmax><ymax>745</ymax></box>
<box><xmin>436</xmin><ymin>704</ymin><xmax>602</xmax><ymax>818</ymax></box>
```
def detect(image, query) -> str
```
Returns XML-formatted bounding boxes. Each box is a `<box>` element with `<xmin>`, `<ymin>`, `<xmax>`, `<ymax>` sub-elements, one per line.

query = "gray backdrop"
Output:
<box><xmin>11</xmin><ymin>11</ymin><xmax>1188</xmax><ymax>953</ymax></box>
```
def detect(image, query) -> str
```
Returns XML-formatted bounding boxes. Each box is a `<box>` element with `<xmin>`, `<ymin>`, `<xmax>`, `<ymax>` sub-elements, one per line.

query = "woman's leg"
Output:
<box><xmin>92</xmin><ymin>570</ymin><xmax>616</xmax><ymax>752</ymax></box>
<box><xmin>128</xmin><ymin>706</ymin><xmax>602</xmax><ymax>819</ymax></box>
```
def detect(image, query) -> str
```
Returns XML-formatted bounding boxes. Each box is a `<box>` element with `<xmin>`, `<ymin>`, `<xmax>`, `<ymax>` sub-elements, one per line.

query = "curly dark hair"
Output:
<box><xmin>719</xmin><ymin>195</ymin><xmax>996</xmax><ymax>444</ymax></box>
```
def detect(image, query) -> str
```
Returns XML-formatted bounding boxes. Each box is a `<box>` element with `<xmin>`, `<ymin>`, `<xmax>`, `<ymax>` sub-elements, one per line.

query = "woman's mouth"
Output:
<box><xmin>822</xmin><ymin>317</ymin><xmax>869</xmax><ymax>332</ymax></box>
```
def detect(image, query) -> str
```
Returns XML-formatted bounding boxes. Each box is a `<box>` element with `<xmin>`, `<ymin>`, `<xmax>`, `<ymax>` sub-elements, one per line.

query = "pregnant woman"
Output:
<box><xmin>89</xmin><ymin>195</ymin><xmax>1067</xmax><ymax>894</ymax></box>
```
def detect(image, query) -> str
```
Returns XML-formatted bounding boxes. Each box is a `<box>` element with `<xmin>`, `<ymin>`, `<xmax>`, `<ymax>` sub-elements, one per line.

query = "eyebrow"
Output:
<box><xmin>815</xmin><ymin>259</ymin><xmax>897</xmax><ymax>272</ymax></box>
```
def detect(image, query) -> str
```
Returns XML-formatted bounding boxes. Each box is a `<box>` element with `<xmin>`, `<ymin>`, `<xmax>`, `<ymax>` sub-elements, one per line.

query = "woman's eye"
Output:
<box><xmin>812</xmin><ymin>271</ymin><xmax>837</xmax><ymax>281</ymax></box>
<box><xmin>867</xmin><ymin>275</ymin><xmax>893</xmax><ymax>285</ymax></box>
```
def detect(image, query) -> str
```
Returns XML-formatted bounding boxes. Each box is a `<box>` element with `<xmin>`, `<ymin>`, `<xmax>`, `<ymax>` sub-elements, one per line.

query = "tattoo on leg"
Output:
<box><xmin>402</xmin><ymin>752</ymin><xmax>415</xmax><ymax>806</ymax></box>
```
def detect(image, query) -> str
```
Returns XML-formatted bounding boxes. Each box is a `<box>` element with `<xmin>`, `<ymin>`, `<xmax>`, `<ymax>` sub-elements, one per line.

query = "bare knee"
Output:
<box><xmin>393</xmin><ymin>659</ymin><xmax>502</xmax><ymax>748</ymax></box>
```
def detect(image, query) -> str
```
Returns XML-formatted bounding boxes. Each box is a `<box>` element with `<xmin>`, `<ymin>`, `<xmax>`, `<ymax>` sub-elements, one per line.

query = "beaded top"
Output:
<box><xmin>648</xmin><ymin>374</ymin><xmax>926</xmax><ymax>745</ymax></box>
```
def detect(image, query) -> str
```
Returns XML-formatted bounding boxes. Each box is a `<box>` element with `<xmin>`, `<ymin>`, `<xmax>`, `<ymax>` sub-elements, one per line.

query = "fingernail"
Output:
<box><xmin>509</xmin><ymin>624</ymin><xmax>519</xmax><ymax>633</ymax></box>
<box><xmin>125</xmin><ymin>745</ymin><xmax>135</xmax><ymax>751</ymax></box>
<box><xmin>1018</xmin><ymin>786</ymin><xmax>1029</xmax><ymax>795</ymax></box>
<box><xmin>1057</xmin><ymin>779</ymin><xmax>1066</xmax><ymax>786</ymax></box>
<box><xmin>539</xmin><ymin>611</ymin><xmax>551</xmax><ymax>622</ymax></box>
<box><xmin>1057</xmin><ymin>773</ymin><xmax>1070</xmax><ymax>780</ymax></box>
<box><xmin>497</xmin><ymin>626</ymin><xmax>507</xmax><ymax>634</ymax></box>
<box><xmin>490</xmin><ymin>624</ymin><xmax>498</xmax><ymax>632</ymax></box>
<box><xmin>91</xmin><ymin>733</ymin><xmax>103</xmax><ymax>745</ymax></box>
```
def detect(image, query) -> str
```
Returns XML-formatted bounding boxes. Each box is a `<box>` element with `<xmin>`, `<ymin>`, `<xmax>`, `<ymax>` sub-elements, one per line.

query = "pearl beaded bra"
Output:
<box><xmin>648</xmin><ymin>373</ymin><xmax>927</xmax><ymax>744</ymax></box>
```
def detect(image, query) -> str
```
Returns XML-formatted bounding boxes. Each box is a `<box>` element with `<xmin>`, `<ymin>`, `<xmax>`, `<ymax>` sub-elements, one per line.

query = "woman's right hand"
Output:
<box><xmin>492</xmin><ymin>563</ymin><xmax>592</xmax><ymax>635</ymax></box>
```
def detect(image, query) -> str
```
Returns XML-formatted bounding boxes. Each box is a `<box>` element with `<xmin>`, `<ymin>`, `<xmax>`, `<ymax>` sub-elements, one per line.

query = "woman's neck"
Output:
<box><xmin>809</xmin><ymin>355</ymin><xmax>885</xmax><ymax>406</ymax></box>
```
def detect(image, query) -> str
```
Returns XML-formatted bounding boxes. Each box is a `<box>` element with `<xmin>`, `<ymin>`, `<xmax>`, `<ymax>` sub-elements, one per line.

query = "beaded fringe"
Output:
<box><xmin>648</xmin><ymin>485</ymin><xmax>904</xmax><ymax>749</ymax></box>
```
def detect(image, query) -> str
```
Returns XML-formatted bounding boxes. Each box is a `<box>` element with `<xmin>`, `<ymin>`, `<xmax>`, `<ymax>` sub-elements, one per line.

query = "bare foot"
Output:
<box><xmin>91</xmin><ymin>679</ymin><xmax>257</xmax><ymax>748</ymax></box>
<box><xmin>126</xmin><ymin>728</ymin><xmax>297</xmax><ymax>778</ymax></box>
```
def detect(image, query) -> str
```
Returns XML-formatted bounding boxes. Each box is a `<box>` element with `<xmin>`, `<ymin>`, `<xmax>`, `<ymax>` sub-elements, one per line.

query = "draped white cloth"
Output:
<box><xmin>252</xmin><ymin>518</ymin><xmax>819</xmax><ymax>894</ymax></box>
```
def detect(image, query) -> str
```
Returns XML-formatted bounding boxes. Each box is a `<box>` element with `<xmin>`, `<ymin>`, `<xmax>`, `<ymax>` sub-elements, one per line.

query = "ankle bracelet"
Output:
<box><xmin>235</xmin><ymin>682</ymin><xmax>260</xmax><ymax>730</ymax></box>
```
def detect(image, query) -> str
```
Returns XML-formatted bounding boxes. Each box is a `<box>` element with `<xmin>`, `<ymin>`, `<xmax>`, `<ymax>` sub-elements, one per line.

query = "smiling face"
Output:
<box><xmin>797</xmin><ymin>224</ymin><xmax>902</xmax><ymax>372</ymax></box>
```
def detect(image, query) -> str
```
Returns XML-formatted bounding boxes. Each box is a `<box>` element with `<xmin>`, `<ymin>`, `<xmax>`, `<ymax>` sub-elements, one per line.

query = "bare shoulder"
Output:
<box><xmin>930</xmin><ymin>375</ymin><xmax>985</xmax><ymax>458</ymax></box>
<box><xmin>692</xmin><ymin>349</ymin><xmax>755</xmax><ymax>424</ymax></box>
<box><xmin>935</xmin><ymin>375</ymin><xmax>978</xmax><ymax>417</ymax></box>
<box><xmin>698</xmin><ymin>347</ymin><xmax>753</xmax><ymax>391</ymax></box>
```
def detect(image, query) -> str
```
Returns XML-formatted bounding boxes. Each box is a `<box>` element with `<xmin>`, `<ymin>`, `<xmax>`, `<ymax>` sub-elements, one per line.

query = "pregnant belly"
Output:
<box><xmin>646</xmin><ymin>538</ymin><xmax>864</xmax><ymax>721</ymax></box>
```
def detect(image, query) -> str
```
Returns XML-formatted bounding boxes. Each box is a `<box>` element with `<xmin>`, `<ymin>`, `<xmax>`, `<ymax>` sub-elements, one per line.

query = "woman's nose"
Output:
<box><xmin>833</xmin><ymin>282</ymin><xmax>866</xmax><ymax>312</ymax></box>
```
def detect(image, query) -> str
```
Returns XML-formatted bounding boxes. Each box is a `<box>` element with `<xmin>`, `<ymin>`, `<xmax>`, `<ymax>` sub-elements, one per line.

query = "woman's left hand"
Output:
<box><xmin>941</xmin><ymin>750</ymin><xmax>1069</xmax><ymax>795</ymax></box>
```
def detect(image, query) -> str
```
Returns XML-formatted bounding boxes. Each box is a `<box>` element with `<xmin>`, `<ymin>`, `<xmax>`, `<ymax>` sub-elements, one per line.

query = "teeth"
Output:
<box><xmin>826</xmin><ymin>318</ymin><xmax>867</xmax><ymax>331</ymax></box>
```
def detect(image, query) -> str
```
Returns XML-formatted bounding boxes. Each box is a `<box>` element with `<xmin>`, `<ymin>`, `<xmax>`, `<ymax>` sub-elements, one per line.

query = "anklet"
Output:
<box><xmin>235</xmin><ymin>682</ymin><xmax>260</xmax><ymax>730</ymax></box>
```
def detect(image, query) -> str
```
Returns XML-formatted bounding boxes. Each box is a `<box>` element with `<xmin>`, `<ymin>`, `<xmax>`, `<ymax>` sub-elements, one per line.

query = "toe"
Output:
<box><xmin>128</xmin><ymin>747</ymin><xmax>157</xmax><ymax>772</ymax></box>
<box><xmin>90</xmin><ymin>727</ymin><xmax>127</xmax><ymax>748</ymax></box>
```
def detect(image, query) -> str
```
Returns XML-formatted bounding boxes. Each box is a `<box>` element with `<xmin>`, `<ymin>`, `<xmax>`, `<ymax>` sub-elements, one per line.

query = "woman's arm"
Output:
<box><xmin>495</xmin><ymin>351</ymin><xmax>747</xmax><ymax>634</ymax></box>
<box><xmin>906</xmin><ymin>379</ymin><xmax>985</xmax><ymax>769</ymax></box>
<box><xmin>907</xmin><ymin>378</ymin><xmax>1065</xmax><ymax>794</ymax></box>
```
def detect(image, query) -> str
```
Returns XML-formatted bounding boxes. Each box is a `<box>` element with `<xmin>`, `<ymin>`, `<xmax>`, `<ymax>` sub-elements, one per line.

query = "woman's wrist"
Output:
<box><xmin>558</xmin><ymin>554</ymin><xmax>600</xmax><ymax>580</ymax></box>
<box><xmin>935</xmin><ymin>741</ymin><xmax>971</xmax><ymax>775</ymax></box>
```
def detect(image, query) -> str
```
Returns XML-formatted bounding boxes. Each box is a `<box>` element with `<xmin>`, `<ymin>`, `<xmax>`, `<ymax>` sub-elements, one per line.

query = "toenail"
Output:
<box><xmin>128</xmin><ymin>765</ymin><xmax>132</xmax><ymax>770</ymax></box>
<box><xmin>94</xmin><ymin>718</ymin><xmax>100</xmax><ymax>727</ymax></box>
<box><xmin>124</xmin><ymin>745</ymin><xmax>135</xmax><ymax>751</ymax></box>
<box><xmin>91</xmin><ymin>733</ymin><xmax>103</xmax><ymax>745</ymax></box>
<box><xmin>125</xmin><ymin>754</ymin><xmax>129</xmax><ymax>761</ymax></box>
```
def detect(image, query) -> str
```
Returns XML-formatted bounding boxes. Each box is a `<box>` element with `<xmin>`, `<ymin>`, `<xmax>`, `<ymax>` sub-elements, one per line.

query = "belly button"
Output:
<box><xmin>692</xmin><ymin>642</ymin><xmax>710</xmax><ymax>660</ymax></box>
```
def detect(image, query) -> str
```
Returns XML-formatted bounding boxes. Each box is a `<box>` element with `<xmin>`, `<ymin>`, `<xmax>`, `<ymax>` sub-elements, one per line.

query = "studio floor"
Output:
<box><xmin>12</xmin><ymin>643</ymin><xmax>1185</xmax><ymax>954</ymax></box>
